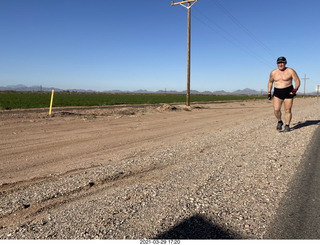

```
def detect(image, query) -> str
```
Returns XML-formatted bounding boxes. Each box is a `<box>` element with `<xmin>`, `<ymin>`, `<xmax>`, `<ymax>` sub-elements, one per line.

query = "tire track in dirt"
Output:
<box><xmin>0</xmin><ymin>160</ymin><xmax>175</xmax><ymax>230</ymax></box>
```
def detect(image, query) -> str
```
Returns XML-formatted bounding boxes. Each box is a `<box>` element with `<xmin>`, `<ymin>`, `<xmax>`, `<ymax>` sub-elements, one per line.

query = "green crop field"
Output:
<box><xmin>0</xmin><ymin>91</ymin><xmax>265</xmax><ymax>110</ymax></box>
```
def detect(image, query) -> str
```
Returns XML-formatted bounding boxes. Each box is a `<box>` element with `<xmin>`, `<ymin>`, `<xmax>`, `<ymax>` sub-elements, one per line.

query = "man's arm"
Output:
<box><xmin>289</xmin><ymin>68</ymin><xmax>300</xmax><ymax>96</ymax></box>
<box><xmin>267</xmin><ymin>72</ymin><xmax>274</xmax><ymax>99</ymax></box>
<box><xmin>291</xmin><ymin>69</ymin><xmax>301</xmax><ymax>90</ymax></box>
<box><xmin>268</xmin><ymin>71</ymin><xmax>274</xmax><ymax>92</ymax></box>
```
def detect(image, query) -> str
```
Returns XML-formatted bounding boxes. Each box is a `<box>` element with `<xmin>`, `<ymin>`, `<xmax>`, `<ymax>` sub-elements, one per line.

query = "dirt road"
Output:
<box><xmin>0</xmin><ymin>100</ymin><xmax>271</xmax><ymax>185</ymax></box>
<box><xmin>0</xmin><ymin>98</ymin><xmax>319</xmax><ymax>239</ymax></box>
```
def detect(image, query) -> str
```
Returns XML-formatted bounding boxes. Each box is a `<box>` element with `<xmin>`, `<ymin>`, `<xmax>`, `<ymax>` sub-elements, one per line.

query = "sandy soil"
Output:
<box><xmin>0</xmin><ymin>98</ymin><xmax>319</xmax><ymax>239</ymax></box>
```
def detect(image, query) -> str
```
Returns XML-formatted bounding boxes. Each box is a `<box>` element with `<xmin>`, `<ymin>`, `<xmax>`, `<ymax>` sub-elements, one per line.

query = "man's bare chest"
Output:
<box><xmin>273</xmin><ymin>70</ymin><xmax>292</xmax><ymax>82</ymax></box>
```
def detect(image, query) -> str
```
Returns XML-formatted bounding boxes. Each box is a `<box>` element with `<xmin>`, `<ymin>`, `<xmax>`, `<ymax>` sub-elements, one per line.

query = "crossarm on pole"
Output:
<box><xmin>171</xmin><ymin>0</ymin><xmax>198</xmax><ymax>8</ymax></box>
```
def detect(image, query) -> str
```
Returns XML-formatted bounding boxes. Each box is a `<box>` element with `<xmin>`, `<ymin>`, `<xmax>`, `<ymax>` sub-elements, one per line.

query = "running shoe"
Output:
<box><xmin>276</xmin><ymin>121</ymin><xmax>283</xmax><ymax>130</ymax></box>
<box><xmin>284</xmin><ymin>125</ymin><xmax>290</xmax><ymax>132</ymax></box>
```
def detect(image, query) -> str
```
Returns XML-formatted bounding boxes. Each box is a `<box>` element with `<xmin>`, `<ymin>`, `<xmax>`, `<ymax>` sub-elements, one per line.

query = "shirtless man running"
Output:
<box><xmin>268</xmin><ymin>57</ymin><xmax>300</xmax><ymax>131</ymax></box>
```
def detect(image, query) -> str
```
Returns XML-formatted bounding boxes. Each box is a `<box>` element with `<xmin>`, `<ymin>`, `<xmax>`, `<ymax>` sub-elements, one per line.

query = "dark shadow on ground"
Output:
<box><xmin>264</xmin><ymin>126</ymin><xmax>320</xmax><ymax>239</ymax></box>
<box><xmin>154</xmin><ymin>214</ymin><xmax>240</xmax><ymax>239</ymax></box>
<box><xmin>291</xmin><ymin>120</ymin><xmax>320</xmax><ymax>130</ymax></box>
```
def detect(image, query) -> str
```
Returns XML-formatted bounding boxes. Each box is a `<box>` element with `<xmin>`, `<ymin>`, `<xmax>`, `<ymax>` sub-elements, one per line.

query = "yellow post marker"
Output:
<box><xmin>49</xmin><ymin>89</ymin><xmax>54</xmax><ymax>116</ymax></box>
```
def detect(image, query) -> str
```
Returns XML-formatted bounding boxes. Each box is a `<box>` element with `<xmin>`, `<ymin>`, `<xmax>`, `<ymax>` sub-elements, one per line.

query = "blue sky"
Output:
<box><xmin>1</xmin><ymin>0</ymin><xmax>319</xmax><ymax>93</ymax></box>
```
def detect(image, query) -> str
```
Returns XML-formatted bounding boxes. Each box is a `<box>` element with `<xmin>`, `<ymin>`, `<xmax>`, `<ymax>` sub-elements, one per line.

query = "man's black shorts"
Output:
<box><xmin>273</xmin><ymin>85</ymin><xmax>294</xmax><ymax>100</ymax></box>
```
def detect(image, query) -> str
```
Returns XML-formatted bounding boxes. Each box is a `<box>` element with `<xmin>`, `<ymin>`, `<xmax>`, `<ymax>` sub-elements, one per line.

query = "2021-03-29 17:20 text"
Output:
<box><xmin>140</xmin><ymin>239</ymin><xmax>180</xmax><ymax>244</ymax></box>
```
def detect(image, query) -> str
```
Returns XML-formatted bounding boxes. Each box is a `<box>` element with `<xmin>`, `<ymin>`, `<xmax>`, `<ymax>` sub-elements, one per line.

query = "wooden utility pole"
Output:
<box><xmin>171</xmin><ymin>0</ymin><xmax>198</xmax><ymax>106</ymax></box>
<box><xmin>301</xmin><ymin>74</ymin><xmax>309</xmax><ymax>97</ymax></box>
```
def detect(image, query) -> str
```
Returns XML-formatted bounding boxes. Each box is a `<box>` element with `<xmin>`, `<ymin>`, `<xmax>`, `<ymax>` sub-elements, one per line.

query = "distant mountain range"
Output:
<box><xmin>1</xmin><ymin>84</ymin><xmax>317</xmax><ymax>95</ymax></box>
<box><xmin>0</xmin><ymin>84</ymin><xmax>96</xmax><ymax>93</ymax></box>
<box><xmin>0</xmin><ymin>84</ymin><xmax>267</xmax><ymax>95</ymax></box>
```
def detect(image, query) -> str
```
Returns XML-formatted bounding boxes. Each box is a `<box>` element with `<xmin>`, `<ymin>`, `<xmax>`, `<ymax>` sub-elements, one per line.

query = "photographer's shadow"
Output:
<box><xmin>154</xmin><ymin>214</ymin><xmax>239</xmax><ymax>239</ymax></box>
<box><xmin>291</xmin><ymin>120</ymin><xmax>320</xmax><ymax>130</ymax></box>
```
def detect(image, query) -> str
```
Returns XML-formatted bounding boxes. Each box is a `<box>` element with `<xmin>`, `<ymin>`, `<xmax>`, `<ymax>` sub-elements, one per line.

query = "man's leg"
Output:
<box><xmin>273</xmin><ymin>96</ymin><xmax>283</xmax><ymax>121</ymax></box>
<box><xmin>284</xmin><ymin>98</ymin><xmax>293</xmax><ymax>126</ymax></box>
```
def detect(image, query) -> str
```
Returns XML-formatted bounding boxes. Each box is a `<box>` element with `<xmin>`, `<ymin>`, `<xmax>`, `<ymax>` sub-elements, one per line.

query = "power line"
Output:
<box><xmin>192</xmin><ymin>7</ymin><xmax>274</xmax><ymax>69</ymax></box>
<box><xmin>212</xmin><ymin>0</ymin><xmax>274</xmax><ymax>57</ymax></box>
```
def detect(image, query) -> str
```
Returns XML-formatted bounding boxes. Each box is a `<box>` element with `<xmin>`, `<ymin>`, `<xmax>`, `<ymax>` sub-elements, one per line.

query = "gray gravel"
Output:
<box><xmin>1</xmin><ymin>99</ymin><xmax>319</xmax><ymax>239</ymax></box>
